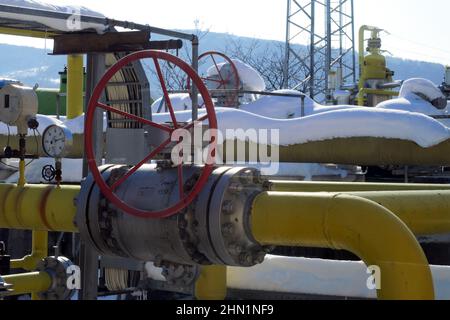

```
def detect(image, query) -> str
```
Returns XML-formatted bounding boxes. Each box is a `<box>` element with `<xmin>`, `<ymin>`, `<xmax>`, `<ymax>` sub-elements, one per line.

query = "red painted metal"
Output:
<box><xmin>85</xmin><ymin>50</ymin><xmax>217</xmax><ymax>219</ymax></box>
<box><xmin>188</xmin><ymin>51</ymin><xmax>241</xmax><ymax>107</ymax></box>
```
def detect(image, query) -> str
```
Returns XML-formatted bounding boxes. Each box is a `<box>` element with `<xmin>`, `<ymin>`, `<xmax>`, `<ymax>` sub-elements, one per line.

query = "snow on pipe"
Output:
<box><xmin>251</xmin><ymin>192</ymin><xmax>435</xmax><ymax>300</ymax></box>
<box><xmin>227</xmin><ymin>256</ymin><xmax>450</xmax><ymax>300</ymax></box>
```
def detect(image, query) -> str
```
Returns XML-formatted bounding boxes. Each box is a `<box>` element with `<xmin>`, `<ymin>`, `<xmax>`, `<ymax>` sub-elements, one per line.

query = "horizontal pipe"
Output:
<box><xmin>268</xmin><ymin>181</ymin><xmax>450</xmax><ymax>192</ymax></box>
<box><xmin>0</xmin><ymin>134</ymin><xmax>85</xmax><ymax>159</ymax></box>
<box><xmin>276</xmin><ymin>138</ymin><xmax>450</xmax><ymax>166</ymax></box>
<box><xmin>2</xmin><ymin>271</ymin><xmax>51</xmax><ymax>296</ymax></box>
<box><xmin>0</xmin><ymin>184</ymin><xmax>79</xmax><ymax>232</ymax></box>
<box><xmin>2</xmin><ymin>135</ymin><xmax>450</xmax><ymax>167</ymax></box>
<box><xmin>348</xmin><ymin>190</ymin><xmax>450</xmax><ymax>236</ymax></box>
<box><xmin>267</xmin><ymin>185</ymin><xmax>450</xmax><ymax>236</ymax></box>
<box><xmin>251</xmin><ymin>192</ymin><xmax>435</xmax><ymax>300</ymax></box>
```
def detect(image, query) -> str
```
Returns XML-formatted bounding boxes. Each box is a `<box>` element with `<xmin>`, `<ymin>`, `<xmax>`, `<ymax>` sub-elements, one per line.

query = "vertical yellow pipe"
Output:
<box><xmin>195</xmin><ymin>265</ymin><xmax>227</xmax><ymax>300</ymax></box>
<box><xmin>18</xmin><ymin>160</ymin><xmax>26</xmax><ymax>187</ymax></box>
<box><xmin>67</xmin><ymin>54</ymin><xmax>84</xmax><ymax>120</ymax></box>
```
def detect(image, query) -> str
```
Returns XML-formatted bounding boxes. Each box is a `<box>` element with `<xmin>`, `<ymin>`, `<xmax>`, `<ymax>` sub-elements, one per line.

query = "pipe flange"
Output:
<box><xmin>206</xmin><ymin>167</ymin><xmax>267</xmax><ymax>267</ymax></box>
<box><xmin>186</xmin><ymin>166</ymin><xmax>234</xmax><ymax>265</ymax></box>
<box><xmin>160</xmin><ymin>262</ymin><xmax>199</xmax><ymax>287</ymax></box>
<box><xmin>36</xmin><ymin>256</ymin><xmax>75</xmax><ymax>301</ymax></box>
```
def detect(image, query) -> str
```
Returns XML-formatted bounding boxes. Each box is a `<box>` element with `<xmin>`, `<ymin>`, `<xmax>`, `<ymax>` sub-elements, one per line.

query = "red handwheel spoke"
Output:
<box><xmin>210</xmin><ymin>55</ymin><xmax>225</xmax><ymax>85</ymax></box>
<box><xmin>153</xmin><ymin>58</ymin><xmax>179</xmax><ymax>128</ymax></box>
<box><xmin>97</xmin><ymin>102</ymin><xmax>172</xmax><ymax>133</ymax></box>
<box><xmin>86</xmin><ymin>50</ymin><xmax>218</xmax><ymax>219</ymax></box>
<box><xmin>110</xmin><ymin>138</ymin><xmax>172</xmax><ymax>191</ymax></box>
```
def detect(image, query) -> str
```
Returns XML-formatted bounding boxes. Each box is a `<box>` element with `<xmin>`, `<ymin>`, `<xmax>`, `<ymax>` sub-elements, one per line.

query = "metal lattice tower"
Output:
<box><xmin>283</xmin><ymin>0</ymin><xmax>356</xmax><ymax>101</ymax></box>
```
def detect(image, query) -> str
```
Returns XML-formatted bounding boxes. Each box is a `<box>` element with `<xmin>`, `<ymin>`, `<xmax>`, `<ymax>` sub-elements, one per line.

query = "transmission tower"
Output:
<box><xmin>283</xmin><ymin>0</ymin><xmax>356</xmax><ymax>101</ymax></box>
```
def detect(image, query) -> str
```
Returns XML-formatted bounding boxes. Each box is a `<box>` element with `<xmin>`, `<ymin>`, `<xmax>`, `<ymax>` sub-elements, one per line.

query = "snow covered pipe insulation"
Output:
<box><xmin>275</xmin><ymin>137</ymin><xmax>450</xmax><ymax>166</ymax></box>
<box><xmin>1</xmin><ymin>134</ymin><xmax>450</xmax><ymax>165</ymax></box>
<box><xmin>251</xmin><ymin>192</ymin><xmax>435</xmax><ymax>300</ymax></box>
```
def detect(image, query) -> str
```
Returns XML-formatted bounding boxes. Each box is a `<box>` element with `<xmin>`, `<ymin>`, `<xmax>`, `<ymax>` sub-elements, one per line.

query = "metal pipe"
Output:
<box><xmin>251</xmin><ymin>192</ymin><xmax>435</xmax><ymax>300</ymax></box>
<box><xmin>10</xmin><ymin>231</ymin><xmax>48</xmax><ymax>272</ymax></box>
<box><xmin>67</xmin><ymin>55</ymin><xmax>84</xmax><ymax>120</ymax></box>
<box><xmin>357</xmin><ymin>88</ymin><xmax>399</xmax><ymax>106</ymax></box>
<box><xmin>0</xmin><ymin>184</ymin><xmax>79</xmax><ymax>233</ymax></box>
<box><xmin>268</xmin><ymin>181</ymin><xmax>450</xmax><ymax>192</ymax></box>
<box><xmin>347</xmin><ymin>190</ymin><xmax>450</xmax><ymax>236</ymax></box>
<box><xmin>2</xmin><ymin>271</ymin><xmax>51</xmax><ymax>296</ymax></box>
<box><xmin>195</xmin><ymin>265</ymin><xmax>227</xmax><ymax>300</ymax></box>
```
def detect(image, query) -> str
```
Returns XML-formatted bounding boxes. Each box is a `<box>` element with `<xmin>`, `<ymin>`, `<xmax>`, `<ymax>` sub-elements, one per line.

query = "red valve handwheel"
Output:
<box><xmin>85</xmin><ymin>50</ymin><xmax>218</xmax><ymax>219</ymax></box>
<box><xmin>188</xmin><ymin>51</ymin><xmax>241</xmax><ymax>107</ymax></box>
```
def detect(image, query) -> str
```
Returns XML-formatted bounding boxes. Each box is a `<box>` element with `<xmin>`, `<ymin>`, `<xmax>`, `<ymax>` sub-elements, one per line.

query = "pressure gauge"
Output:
<box><xmin>42</xmin><ymin>124</ymin><xmax>73</xmax><ymax>158</ymax></box>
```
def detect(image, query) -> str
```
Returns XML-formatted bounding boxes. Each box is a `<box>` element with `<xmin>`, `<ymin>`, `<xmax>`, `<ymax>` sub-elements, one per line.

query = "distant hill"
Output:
<box><xmin>0</xmin><ymin>31</ymin><xmax>446</xmax><ymax>89</ymax></box>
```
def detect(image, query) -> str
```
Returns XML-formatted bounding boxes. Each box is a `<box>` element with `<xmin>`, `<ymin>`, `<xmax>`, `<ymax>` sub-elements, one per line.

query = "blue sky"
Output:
<box><xmin>1</xmin><ymin>0</ymin><xmax>449</xmax><ymax>64</ymax></box>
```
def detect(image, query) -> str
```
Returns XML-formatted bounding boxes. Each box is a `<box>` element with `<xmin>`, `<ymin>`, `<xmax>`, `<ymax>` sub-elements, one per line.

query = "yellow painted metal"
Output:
<box><xmin>66</xmin><ymin>55</ymin><xmax>84</xmax><ymax>120</ymax></box>
<box><xmin>3</xmin><ymin>271</ymin><xmax>51</xmax><ymax>296</ymax></box>
<box><xmin>347</xmin><ymin>190</ymin><xmax>450</xmax><ymax>236</ymax></box>
<box><xmin>195</xmin><ymin>265</ymin><xmax>227</xmax><ymax>300</ymax></box>
<box><xmin>11</xmin><ymin>231</ymin><xmax>48</xmax><ymax>271</ymax></box>
<box><xmin>0</xmin><ymin>27</ymin><xmax>57</xmax><ymax>39</ymax></box>
<box><xmin>251</xmin><ymin>192</ymin><xmax>435</xmax><ymax>300</ymax></box>
<box><xmin>18</xmin><ymin>159</ymin><xmax>26</xmax><ymax>187</ymax></box>
<box><xmin>357</xmin><ymin>88</ymin><xmax>398</xmax><ymax>106</ymax></box>
<box><xmin>268</xmin><ymin>181</ymin><xmax>450</xmax><ymax>193</ymax></box>
<box><xmin>0</xmin><ymin>184</ymin><xmax>79</xmax><ymax>233</ymax></box>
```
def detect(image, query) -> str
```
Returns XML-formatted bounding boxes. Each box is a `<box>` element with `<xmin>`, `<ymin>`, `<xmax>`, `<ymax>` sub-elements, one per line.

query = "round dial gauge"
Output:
<box><xmin>42</xmin><ymin>125</ymin><xmax>73</xmax><ymax>158</ymax></box>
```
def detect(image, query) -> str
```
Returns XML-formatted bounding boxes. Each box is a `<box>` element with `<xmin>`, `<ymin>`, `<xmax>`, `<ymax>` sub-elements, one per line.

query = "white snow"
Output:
<box><xmin>4</xmin><ymin>157</ymin><xmax>82</xmax><ymax>183</ymax></box>
<box><xmin>399</xmin><ymin>78</ymin><xmax>445</xmax><ymax>101</ymax></box>
<box><xmin>377</xmin><ymin>78</ymin><xmax>448</xmax><ymax>116</ymax></box>
<box><xmin>240</xmin><ymin>89</ymin><xmax>354</xmax><ymax>119</ymax></box>
<box><xmin>0</xmin><ymin>0</ymin><xmax>107</xmax><ymax>33</ymax></box>
<box><xmin>144</xmin><ymin>255</ymin><xmax>450</xmax><ymax>300</ymax></box>
<box><xmin>152</xmin><ymin>107</ymin><xmax>450</xmax><ymax>148</ymax></box>
<box><xmin>207</xmin><ymin>59</ymin><xmax>266</xmax><ymax>92</ymax></box>
<box><xmin>1</xmin><ymin>106</ymin><xmax>449</xmax><ymax>149</ymax></box>
<box><xmin>248</xmin><ymin>162</ymin><xmax>349</xmax><ymax>180</ymax></box>
<box><xmin>151</xmin><ymin>93</ymin><xmax>204</xmax><ymax>114</ymax></box>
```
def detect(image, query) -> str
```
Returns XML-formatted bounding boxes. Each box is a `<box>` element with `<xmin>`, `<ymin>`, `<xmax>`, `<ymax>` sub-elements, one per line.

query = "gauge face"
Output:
<box><xmin>42</xmin><ymin>125</ymin><xmax>73</xmax><ymax>158</ymax></box>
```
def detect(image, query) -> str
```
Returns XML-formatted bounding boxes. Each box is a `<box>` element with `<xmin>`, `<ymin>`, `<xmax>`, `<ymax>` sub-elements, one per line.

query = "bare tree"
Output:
<box><xmin>224</xmin><ymin>37</ymin><xmax>310</xmax><ymax>92</ymax></box>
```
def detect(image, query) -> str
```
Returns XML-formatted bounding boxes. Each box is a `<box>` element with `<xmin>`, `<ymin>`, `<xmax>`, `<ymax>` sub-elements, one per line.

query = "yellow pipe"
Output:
<box><xmin>0</xmin><ymin>27</ymin><xmax>57</xmax><ymax>39</ymax></box>
<box><xmin>195</xmin><ymin>265</ymin><xmax>228</xmax><ymax>300</ymax></box>
<box><xmin>11</xmin><ymin>231</ymin><xmax>48</xmax><ymax>271</ymax></box>
<box><xmin>347</xmin><ymin>190</ymin><xmax>450</xmax><ymax>236</ymax></box>
<box><xmin>268</xmin><ymin>181</ymin><xmax>450</xmax><ymax>193</ymax></box>
<box><xmin>359</xmin><ymin>26</ymin><xmax>381</xmax><ymax>67</ymax></box>
<box><xmin>66</xmin><ymin>55</ymin><xmax>84</xmax><ymax>120</ymax></box>
<box><xmin>357</xmin><ymin>88</ymin><xmax>399</xmax><ymax>106</ymax></box>
<box><xmin>2</xmin><ymin>271</ymin><xmax>52</xmax><ymax>297</ymax></box>
<box><xmin>18</xmin><ymin>159</ymin><xmax>26</xmax><ymax>187</ymax></box>
<box><xmin>251</xmin><ymin>192</ymin><xmax>434</xmax><ymax>300</ymax></box>
<box><xmin>0</xmin><ymin>184</ymin><xmax>79</xmax><ymax>233</ymax></box>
